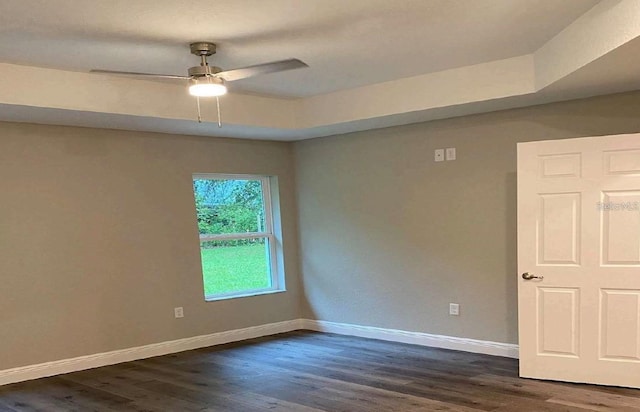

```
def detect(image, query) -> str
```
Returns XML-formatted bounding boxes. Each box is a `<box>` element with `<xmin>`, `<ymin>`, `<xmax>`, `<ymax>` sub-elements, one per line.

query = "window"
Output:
<box><xmin>192</xmin><ymin>174</ymin><xmax>284</xmax><ymax>300</ymax></box>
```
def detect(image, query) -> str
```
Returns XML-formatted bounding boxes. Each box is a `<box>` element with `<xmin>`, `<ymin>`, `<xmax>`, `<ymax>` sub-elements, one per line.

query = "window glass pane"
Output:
<box><xmin>193</xmin><ymin>179</ymin><xmax>265</xmax><ymax>235</ymax></box>
<box><xmin>200</xmin><ymin>238</ymin><xmax>272</xmax><ymax>297</ymax></box>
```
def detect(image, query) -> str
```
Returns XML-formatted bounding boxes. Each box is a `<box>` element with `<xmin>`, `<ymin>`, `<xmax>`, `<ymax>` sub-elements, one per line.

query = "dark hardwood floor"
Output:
<box><xmin>1</xmin><ymin>331</ymin><xmax>639</xmax><ymax>411</ymax></box>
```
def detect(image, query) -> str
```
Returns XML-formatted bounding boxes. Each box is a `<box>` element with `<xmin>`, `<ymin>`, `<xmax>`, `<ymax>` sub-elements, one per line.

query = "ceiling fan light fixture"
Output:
<box><xmin>188</xmin><ymin>76</ymin><xmax>227</xmax><ymax>97</ymax></box>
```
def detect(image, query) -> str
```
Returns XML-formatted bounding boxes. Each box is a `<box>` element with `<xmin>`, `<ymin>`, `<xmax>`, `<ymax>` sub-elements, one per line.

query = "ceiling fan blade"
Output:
<box><xmin>90</xmin><ymin>69</ymin><xmax>191</xmax><ymax>80</ymax></box>
<box><xmin>216</xmin><ymin>59</ymin><xmax>308</xmax><ymax>82</ymax></box>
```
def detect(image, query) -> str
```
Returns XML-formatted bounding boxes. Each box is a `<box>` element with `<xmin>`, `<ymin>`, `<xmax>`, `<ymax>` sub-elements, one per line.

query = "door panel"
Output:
<box><xmin>601</xmin><ymin>191</ymin><xmax>640</xmax><ymax>266</ymax></box>
<box><xmin>604</xmin><ymin>149</ymin><xmax>640</xmax><ymax>175</ymax></box>
<box><xmin>537</xmin><ymin>193</ymin><xmax>581</xmax><ymax>265</ymax></box>
<box><xmin>518</xmin><ymin>133</ymin><xmax>640</xmax><ymax>388</ymax></box>
<box><xmin>537</xmin><ymin>287</ymin><xmax>580</xmax><ymax>357</ymax></box>
<box><xmin>599</xmin><ymin>289</ymin><xmax>640</xmax><ymax>361</ymax></box>
<box><xmin>539</xmin><ymin>153</ymin><xmax>582</xmax><ymax>178</ymax></box>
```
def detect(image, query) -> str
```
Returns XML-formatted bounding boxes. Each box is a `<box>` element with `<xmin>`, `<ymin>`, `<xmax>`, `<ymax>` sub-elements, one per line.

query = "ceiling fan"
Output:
<box><xmin>91</xmin><ymin>42</ymin><xmax>308</xmax><ymax>125</ymax></box>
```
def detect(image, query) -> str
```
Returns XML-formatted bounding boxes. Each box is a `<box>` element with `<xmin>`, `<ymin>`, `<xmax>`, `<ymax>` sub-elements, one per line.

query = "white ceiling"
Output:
<box><xmin>3</xmin><ymin>0</ymin><xmax>640</xmax><ymax>141</ymax></box>
<box><xmin>0</xmin><ymin>0</ymin><xmax>598</xmax><ymax>97</ymax></box>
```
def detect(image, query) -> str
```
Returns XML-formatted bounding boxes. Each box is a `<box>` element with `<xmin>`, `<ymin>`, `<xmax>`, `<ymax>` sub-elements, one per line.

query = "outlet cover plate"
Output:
<box><xmin>449</xmin><ymin>303</ymin><xmax>460</xmax><ymax>316</ymax></box>
<box><xmin>446</xmin><ymin>147</ymin><xmax>456</xmax><ymax>161</ymax></box>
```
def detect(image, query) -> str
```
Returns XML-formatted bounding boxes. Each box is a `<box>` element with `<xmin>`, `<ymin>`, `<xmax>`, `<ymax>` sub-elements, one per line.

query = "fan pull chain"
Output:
<box><xmin>216</xmin><ymin>96</ymin><xmax>222</xmax><ymax>128</ymax></box>
<box><xmin>196</xmin><ymin>96</ymin><xmax>202</xmax><ymax>123</ymax></box>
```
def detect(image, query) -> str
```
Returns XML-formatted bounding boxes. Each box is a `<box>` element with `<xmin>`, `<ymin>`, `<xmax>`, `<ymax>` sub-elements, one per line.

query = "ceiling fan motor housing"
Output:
<box><xmin>188</xmin><ymin>65</ymin><xmax>222</xmax><ymax>77</ymax></box>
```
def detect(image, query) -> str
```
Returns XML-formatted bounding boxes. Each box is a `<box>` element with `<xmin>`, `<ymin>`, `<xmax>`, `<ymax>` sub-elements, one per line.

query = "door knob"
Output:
<box><xmin>522</xmin><ymin>272</ymin><xmax>544</xmax><ymax>280</ymax></box>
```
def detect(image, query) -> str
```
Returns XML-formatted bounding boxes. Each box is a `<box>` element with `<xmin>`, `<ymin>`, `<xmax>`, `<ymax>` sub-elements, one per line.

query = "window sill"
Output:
<box><xmin>204</xmin><ymin>288</ymin><xmax>286</xmax><ymax>302</ymax></box>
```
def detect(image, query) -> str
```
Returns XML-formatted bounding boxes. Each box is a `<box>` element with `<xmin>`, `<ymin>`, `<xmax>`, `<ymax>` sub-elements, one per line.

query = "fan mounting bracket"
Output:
<box><xmin>190</xmin><ymin>42</ymin><xmax>217</xmax><ymax>57</ymax></box>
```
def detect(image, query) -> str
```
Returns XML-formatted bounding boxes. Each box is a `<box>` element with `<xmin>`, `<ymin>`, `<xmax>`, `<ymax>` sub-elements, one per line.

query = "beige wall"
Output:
<box><xmin>294</xmin><ymin>91</ymin><xmax>640</xmax><ymax>344</ymax></box>
<box><xmin>0</xmin><ymin>122</ymin><xmax>300</xmax><ymax>370</ymax></box>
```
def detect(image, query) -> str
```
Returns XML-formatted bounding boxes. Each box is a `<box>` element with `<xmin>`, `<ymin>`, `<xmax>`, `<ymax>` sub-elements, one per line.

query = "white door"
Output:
<box><xmin>518</xmin><ymin>133</ymin><xmax>640</xmax><ymax>388</ymax></box>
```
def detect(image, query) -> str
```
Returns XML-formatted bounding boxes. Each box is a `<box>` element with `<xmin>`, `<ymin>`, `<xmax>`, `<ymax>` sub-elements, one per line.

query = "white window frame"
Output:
<box><xmin>192</xmin><ymin>173</ymin><xmax>285</xmax><ymax>301</ymax></box>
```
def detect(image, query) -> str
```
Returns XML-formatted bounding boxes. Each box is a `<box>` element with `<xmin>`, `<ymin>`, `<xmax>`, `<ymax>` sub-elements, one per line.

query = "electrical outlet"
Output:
<box><xmin>445</xmin><ymin>147</ymin><xmax>456</xmax><ymax>161</ymax></box>
<box><xmin>449</xmin><ymin>303</ymin><xmax>460</xmax><ymax>316</ymax></box>
<box><xmin>435</xmin><ymin>149</ymin><xmax>445</xmax><ymax>162</ymax></box>
<box><xmin>174</xmin><ymin>307</ymin><xmax>184</xmax><ymax>318</ymax></box>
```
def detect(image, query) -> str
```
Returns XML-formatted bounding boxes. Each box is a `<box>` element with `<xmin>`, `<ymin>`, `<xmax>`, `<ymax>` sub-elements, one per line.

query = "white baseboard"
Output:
<box><xmin>0</xmin><ymin>318</ymin><xmax>518</xmax><ymax>386</ymax></box>
<box><xmin>301</xmin><ymin>319</ymin><xmax>519</xmax><ymax>359</ymax></box>
<box><xmin>0</xmin><ymin>319</ymin><xmax>303</xmax><ymax>386</ymax></box>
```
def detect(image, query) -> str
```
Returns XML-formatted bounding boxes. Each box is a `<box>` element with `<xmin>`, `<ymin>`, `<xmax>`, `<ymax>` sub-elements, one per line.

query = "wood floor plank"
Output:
<box><xmin>0</xmin><ymin>384</ymin><xmax>71</xmax><ymax>412</ymax></box>
<box><xmin>472</xmin><ymin>374</ymin><xmax>640</xmax><ymax>411</ymax></box>
<box><xmin>0</xmin><ymin>378</ymin><xmax>135</xmax><ymax>412</ymax></box>
<box><xmin>216</xmin><ymin>391</ymin><xmax>326</xmax><ymax>412</ymax></box>
<box><xmin>201</xmin><ymin>351</ymin><xmax>483</xmax><ymax>411</ymax></box>
<box><xmin>315</xmin><ymin>382</ymin><xmax>485</xmax><ymax>412</ymax></box>
<box><xmin>1</xmin><ymin>331</ymin><xmax>639</xmax><ymax>411</ymax></box>
<box><xmin>0</xmin><ymin>399</ymin><xmax>18</xmax><ymax>412</ymax></box>
<box><xmin>546</xmin><ymin>392</ymin><xmax>640</xmax><ymax>412</ymax></box>
<box><xmin>214</xmin><ymin>342</ymin><xmax>505</xmax><ymax>410</ymax></box>
<box><xmin>59</xmin><ymin>369</ymin><xmax>213</xmax><ymax>412</ymax></box>
<box><xmin>492</xmin><ymin>397</ymin><xmax>594</xmax><ymax>412</ymax></box>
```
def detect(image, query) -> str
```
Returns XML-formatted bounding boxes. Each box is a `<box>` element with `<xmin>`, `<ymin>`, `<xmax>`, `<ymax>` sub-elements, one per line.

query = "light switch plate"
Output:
<box><xmin>435</xmin><ymin>149</ymin><xmax>445</xmax><ymax>162</ymax></box>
